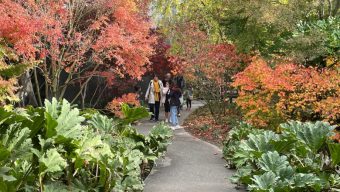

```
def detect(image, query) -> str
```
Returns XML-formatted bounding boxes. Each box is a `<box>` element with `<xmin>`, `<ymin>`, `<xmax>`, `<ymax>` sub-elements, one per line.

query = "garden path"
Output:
<box><xmin>136</xmin><ymin>101</ymin><xmax>242</xmax><ymax>192</ymax></box>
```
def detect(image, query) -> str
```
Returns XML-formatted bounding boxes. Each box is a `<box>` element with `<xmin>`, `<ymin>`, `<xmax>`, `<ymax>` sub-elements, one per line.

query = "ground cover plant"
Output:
<box><xmin>0</xmin><ymin>98</ymin><xmax>172</xmax><ymax>191</ymax></box>
<box><xmin>223</xmin><ymin>121</ymin><xmax>340</xmax><ymax>191</ymax></box>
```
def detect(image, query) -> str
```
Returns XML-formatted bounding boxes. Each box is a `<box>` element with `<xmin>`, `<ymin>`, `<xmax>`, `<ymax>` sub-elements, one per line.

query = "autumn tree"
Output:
<box><xmin>233</xmin><ymin>57</ymin><xmax>340</xmax><ymax>129</ymax></box>
<box><xmin>159</xmin><ymin>22</ymin><xmax>244</xmax><ymax>123</ymax></box>
<box><xmin>0</xmin><ymin>0</ymin><xmax>155</xmax><ymax>106</ymax></box>
<box><xmin>0</xmin><ymin>1</ymin><xmax>39</xmax><ymax>107</ymax></box>
<box><xmin>148</xmin><ymin>32</ymin><xmax>173</xmax><ymax>77</ymax></box>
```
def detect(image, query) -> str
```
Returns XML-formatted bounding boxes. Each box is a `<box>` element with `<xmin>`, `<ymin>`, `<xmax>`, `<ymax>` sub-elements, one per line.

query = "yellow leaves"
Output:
<box><xmin>326</xmin><ymin>56</ymin><xmax>340</xmax><ymax>68</ymax></box>
<box><xmin>3</xmin><ymin>104</ymin><xmax>13</xmax><ymax>111</ymax></box>
<box><xmin>278</xmin><ymin>0</ymin><xmax>289</xmax><ymax>5</ymax></box>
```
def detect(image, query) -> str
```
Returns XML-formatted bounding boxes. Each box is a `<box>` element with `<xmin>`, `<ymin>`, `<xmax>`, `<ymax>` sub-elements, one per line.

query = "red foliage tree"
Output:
<box><xmin>0</xmin><ymin>0</ymin><xmax>155</xmax><ymax>105</ymax></box>
<box><xmin>149</xmin><ymin>35</ymin><xmax>173</xmax><ymax>77</ymax></box>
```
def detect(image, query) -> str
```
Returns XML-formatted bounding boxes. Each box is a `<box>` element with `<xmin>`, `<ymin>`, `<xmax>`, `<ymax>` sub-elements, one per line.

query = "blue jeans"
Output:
<box><xmin>170</xmin><ymin>106</ymin><xmax>178</xmax><ymax>126</ymax></box>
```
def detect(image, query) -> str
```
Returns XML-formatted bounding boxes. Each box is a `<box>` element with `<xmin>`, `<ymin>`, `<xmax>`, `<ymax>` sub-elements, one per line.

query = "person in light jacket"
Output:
<box><xmin>161</xmin><ymin>81</ymin><xmax>170</xmax><ymax>122</ymax></box>
<box><xmin>145</xmin><ymin>74</ymin><xmax>164</xmax><ymax>121</ymax></box>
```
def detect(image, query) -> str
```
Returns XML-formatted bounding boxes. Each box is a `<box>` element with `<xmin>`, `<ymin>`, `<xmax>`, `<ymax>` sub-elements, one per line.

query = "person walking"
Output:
<box><xmin>184</xmin><ymin>87</ymin><xmax>193</xmax><ymax>110</ymax></box>
<box><xmin>164</xmin><ymin>72</ymin><xmax>172</xmax><ymax>84</ymax></box>
<box><xmin>174</xmin><ymin>75</ymin><xmax>185</xmax><ymax>117</ymax></box>
<box><xmin>161</xmin><ymin>81</ymin><xmax>170</xmax><ymax>122</ymax></box>
<box><xmin>145</xmin><ymin>74</ymin><xmax>163</xmax><ymax>121</ymax></box>
<box><xmin>169</xmin><ymin>83</ymin><xmax>182</xmax><ymax>129</ymax></box>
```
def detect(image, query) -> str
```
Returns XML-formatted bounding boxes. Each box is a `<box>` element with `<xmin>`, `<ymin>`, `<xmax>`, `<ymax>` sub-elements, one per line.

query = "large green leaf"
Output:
<box><xmin>0</xmin><ymin>124</ymin><xmax>32</xmax><ymax>161</ymax></box>
<box><xmin>281</xmin><ymin>121</ymin><xmax>335</xmax><ymax>153</ymax></box>
<box><xmin>39</xmin><ymin>148</ymin><xmax>67</xmax><ymax>175</ymax></box>
<box><xmin>149</xmin><ymin>122</ymin><xmax>173</xmax><ymax>140</ymax></box>
<box><xmin>88</xmin><ymin>113</ymin><xmax>117</xmax><ymax>133</ymax></box>
<box><xmin>328</xmin><ymin>142</ymin><xmax>340</xmax><ymax>166</ymax></box>
<box><xmin>74</xmin><ymin>128</ymin><xmax>113</xmax><ymax>166</ymax></box>
<box><xmin>146</xmin><ymin>123</ymin><xmax>173</xmax><ymax>157</ymax></box>
<box><xmin>0</xmin><ymin>107</ymin><xmax>45</xmax><ymax>144</ymax></box>
<box><xmin>44</xmin><ymin>98</ymin><xmax>85</xmax><ymax>141</ymax></box>
<box><xmin>249</xmin><ymin>171</ymin><xmax>278</xmax><ymax>192</ymax></box>
<box><xmin>230</xmin><ymin>165</ymin><xmax>253</xmax><ymax>184</ymax></box>
<box><xmin>0</xmin><ymin>167</ymin><xmax>16</xmax><ymax>182</ymax></box>
<box><xmin>121</xmin><ymin>104</ymin><xmax>150</xmax><ymax>125</ymax></box>
<box><xmin>227</xmin><ymin>122</ymin><xmax>255</xmax><ymax>141</ymax></box>
<box><xmin>277</xmin><ymin>166</ymin><xmax>294</xmax><ymax>181</ymax></box>
<box><xmin>293</xmin><ymin>173</ymin><xmax>320</xmax><ymax>189</ymax></box>
<box><xmin>258</xmin><ymin>151</ymin><xmax>289</xmax><ymax>174</ymax></box>
<box><xmin>43</xmin><ymin>182</ymin><xmax>69</xmax><ymax>192</ymax></box>
<box><xmin>238</xmin><ymin>131</ymin><xmax>278</xmax><ymax>159</ymax></box>
<box><xmin>0</xmin><ymin>147</ymin><xmax>10</xmax><ymax>161</ymax></box>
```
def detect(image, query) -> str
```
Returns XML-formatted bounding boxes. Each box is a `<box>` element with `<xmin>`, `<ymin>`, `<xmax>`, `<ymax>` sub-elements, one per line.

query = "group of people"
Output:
<box><xmin>144</xmin><ymin>73</ymin><xmax>193</xmax><ymax>129</ymax></box>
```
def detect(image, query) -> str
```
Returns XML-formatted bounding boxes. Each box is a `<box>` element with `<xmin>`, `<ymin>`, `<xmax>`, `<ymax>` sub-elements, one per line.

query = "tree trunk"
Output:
<box><xmin>333</xmin><ymin>0</ymin><xmax>340</xmax><ymax>16</ymax></box>
<box><xmin>18</xmin><ymin>71</ymin><xmax>38</xmax><ymax>107</ymax></box>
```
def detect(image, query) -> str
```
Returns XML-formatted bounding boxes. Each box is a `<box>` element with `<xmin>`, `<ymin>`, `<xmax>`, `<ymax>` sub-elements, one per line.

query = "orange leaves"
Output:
<box><xmin>92</xmin><ymin>0</ymin><xmax>155</xmax><ymax>80</ymax></box>
<box><xmin>332</xmin><ymin>131</ymin><xmax>340</xmax><ymax>143</ymax></box>
<box><xmin>233</xmin><ymin>58</ymin><xmax>272</xmax><ymax>91</ymax></box>
<box><xmin>195</xmin><ymin>44</ymin><xmax>241</xmax><ymax>85</ymax></box>
<box><xmin>277</xmin><ymin>67</ymin><xmax>339</xmax><ymax>123</ymax></box>
<box><xmin>0</xmin><ymin>0</ymin><xmax>40</xmax><ymax>58</ymax></box>
<box><xmin>106</xmin><ymin>93</ymin><xmax>140</xmax><ymax>118</ymax></box>
<box><xmin>178</xmin><ymin>42</ymin><xmax>241</xmax><ymax>86</ymax></box>
<box><xmin>0</xmin><ymin>0</ymin><xmax>155</xmax><ymax>82</ymax></box>
<box><xmin>233</xmin><ymin>57</ymin><xmax>340</xmax><ymax>129</ymax></box>
<box><xmin>164</xmin><ymin>22</ymin><xmax>243</xmax><ymax>85</ymax></box>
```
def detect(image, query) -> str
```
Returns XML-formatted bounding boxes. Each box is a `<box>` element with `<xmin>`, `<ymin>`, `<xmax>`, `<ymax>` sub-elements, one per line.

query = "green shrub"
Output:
<box><xmin>224</xmin><ymin>120</ymin><xmax>340</xmax><ymax>191</ymax></box>
<box><xmin>223</xmin><ymin>122</ymin><xmax>259</xmax><ymax>168</ymax></box>
<box><xmin>0</xmin><ymin>98</ymin><xmax>172</xmax><ymax>191</ymax></box>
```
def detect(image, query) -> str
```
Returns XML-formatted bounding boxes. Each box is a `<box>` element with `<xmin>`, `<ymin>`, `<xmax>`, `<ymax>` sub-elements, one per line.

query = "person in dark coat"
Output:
<box><xmin>169</xmin><ymin>83</ymin><xmax>182</xmax><ymax>129</ymax></box>
<box><xmin>173</xmin><ymin>75</ymin><xmax>185</xmax><ymax>117</ymax></box>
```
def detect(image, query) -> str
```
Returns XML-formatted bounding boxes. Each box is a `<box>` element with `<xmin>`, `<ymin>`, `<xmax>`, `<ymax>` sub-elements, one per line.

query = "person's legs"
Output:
<box><xmin>188</xmin><ymin>99</ymin><xmax>192</xmax><ymax>109</ymax></box>
<box><xmin>154</xmin><ymin>101</ymin><xmax>160</xmax><ymax>121</ymax></box>
<box><xmin>164</xmin><ymin>102</ymin><xmax>170</xmax><ymax>122</ymax></box>
<box><xmin>149</xmin><ymin>103</ymin><xmax>155</xmax><ymax>120</ymax></box>
<box><xmin>186</xmin><ymin>99</ymin><xmax>189</xmax><ymax>109</ymax></box>
<box><xmin>177</xmin><ymin>105</ymin><xmax>181</xmax><ymax>117</ymax></box>
<box><xmin>170</xmin><ymin>106</ymin><xmax>178</xmax><ymax>126</ymax></box>
<box><xmin>165</xmin><ymin>112</ymin><xmax>169</xmax><ymax>122</ymax></box>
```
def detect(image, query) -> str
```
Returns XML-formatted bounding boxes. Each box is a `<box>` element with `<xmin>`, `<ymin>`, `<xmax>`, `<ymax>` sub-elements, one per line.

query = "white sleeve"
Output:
<box><xmin>159</xmin><ymin>80</ymin><xmax>164</xmax><ymax>90</ymax></box>
<box><xmin>145</xmin><ymin>82</ymin><xmax>151</xmax><ymax>98</ymax></box>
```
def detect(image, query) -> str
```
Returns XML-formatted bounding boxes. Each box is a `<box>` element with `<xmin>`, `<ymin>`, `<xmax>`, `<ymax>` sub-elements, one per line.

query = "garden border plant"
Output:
<box><xmin>223</xmin><ymin>121</ymin><xmax>340</xmax><ymax>191</ymax></box>
<box><xmin>0</xmin><ymin>98</ymin><xmax>173</xmax><ymax>191</ymax></box>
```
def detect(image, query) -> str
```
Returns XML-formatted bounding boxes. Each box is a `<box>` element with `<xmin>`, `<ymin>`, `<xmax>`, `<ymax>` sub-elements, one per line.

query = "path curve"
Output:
<box><xmin>137</xmin><ymin>101</ymin><xmax>240</xmax><ymax>192</ymax></box>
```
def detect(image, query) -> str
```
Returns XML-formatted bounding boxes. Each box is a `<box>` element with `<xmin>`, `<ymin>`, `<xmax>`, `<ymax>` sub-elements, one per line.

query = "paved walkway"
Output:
<box><xmin>136</xmin><ymin>101</ymin><xmax>241</xmax><ymax>192</ymax></box>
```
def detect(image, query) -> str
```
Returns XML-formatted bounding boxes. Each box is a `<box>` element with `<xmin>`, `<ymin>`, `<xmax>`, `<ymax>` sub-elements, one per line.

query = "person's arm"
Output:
<box><xmin>159</xmin><ymin>80</ymin><xmax>164</xmax><ymax>90</ymax></box>
<box><xmin>183</xmin><ymin>90</ymin><xmax>188</xmax><ymax>98</ymax></box>
<box><xmin>159</xmin><ymin>80</ymin><xmax>164</xmax><ymax>99</ymax></box>
<box><xmin>145</xmin><ymin>82</ymin><xmax>151</xmax><ymax>100</ymax></box>
<box><xmin>162</xmin><ymin>87</ymin><xmax>168</xmax><ymax>94</ymax></box>
<box><xmin>169</xmin><ymin>90</ymin><xmax>174</xmax><ymax>97</ymax></box>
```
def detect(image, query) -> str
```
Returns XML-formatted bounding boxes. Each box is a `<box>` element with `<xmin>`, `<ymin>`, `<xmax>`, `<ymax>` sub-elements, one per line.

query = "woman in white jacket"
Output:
<box><xmin>145</xmin><ymin>74</ymin><xmax>164</xmax><ymax>121</ymax></box>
